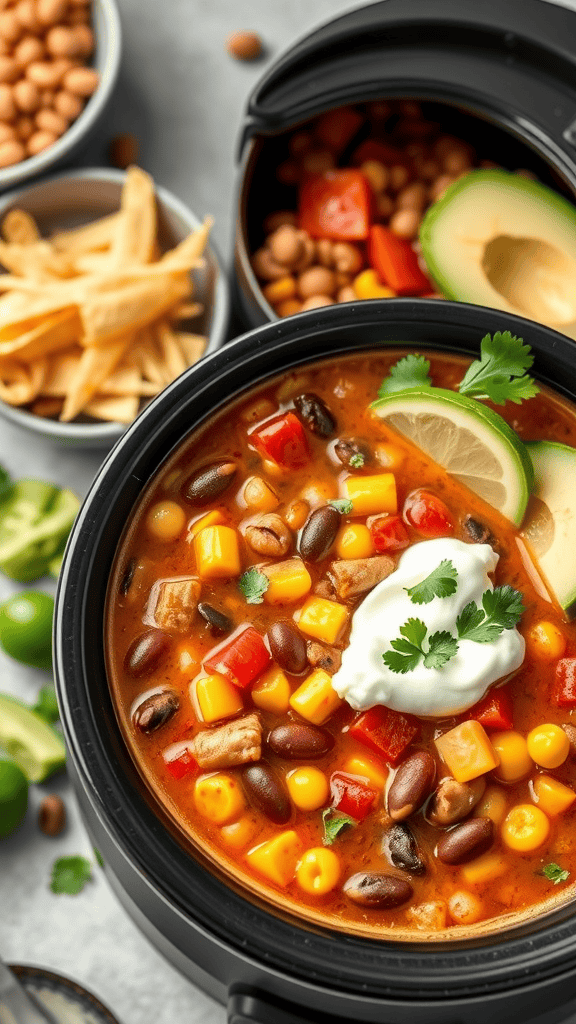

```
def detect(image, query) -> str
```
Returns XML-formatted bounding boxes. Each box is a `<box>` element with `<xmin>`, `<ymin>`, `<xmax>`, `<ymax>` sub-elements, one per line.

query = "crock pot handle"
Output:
<box><xmin>228</xmin><ymin>991</ymin><xmax>328</xmax><ymax>1024</ymax></box>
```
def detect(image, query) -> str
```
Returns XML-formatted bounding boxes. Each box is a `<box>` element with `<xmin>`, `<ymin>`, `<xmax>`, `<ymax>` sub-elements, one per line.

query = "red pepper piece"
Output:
<box><xmin>369</xmin><ymin>514</ymin><xmax>410</xmax><ymax>554</ymax></box>
<box><xmin>349</xmin><ymin>706</ymin><xmax>419</xmax><ymax>765</ymax></box>
<box><xmin>403</xmin><ymin>490</ymin><xmax>454</xmax><ymax>538</ymax></box>
<box><xmin>204</xmin><ymin>626</ymin><xmax>271</xmax><ymax>689</ymax></box>
<box><xmin>251</xmin><ymin>412</ymin><xmax>310</xmax><ymax>469</ymax></box>
<box><xmin>330</xmin><ymin>771</ymin><xmax>376</xmax><ymax>821</ymax></box>
<box><xmin>554</xmin><ymin>658</ymin><xmax>576</xmax><ymax>706</ymax></box>
<box><xmin>369</xmin><ymin>225</ymin><xmax>431</xmax><ymax>295</ymax></box>
<box><xmin>163</xmin><ymin>745</ymin><xmax>197</xmax><ymax>780</ymax></box>
<box><xmin>467</xmin><ymin>687</ymin><xmax>514</xmax><ymax>730</ymax></box>
<box><xmin>351</xmin><ymin>139</ymin><xmax>406</xmax><ymax>166</ymax></box>
<box><xmin>315</xmin><ymin>108</ymin><xmax>364</xmax><ymax>154</ymax></box>
<box><xmin>299</xmin><ymin>170</ymin><xmax>371</xmax><ymax>241</ymax></box>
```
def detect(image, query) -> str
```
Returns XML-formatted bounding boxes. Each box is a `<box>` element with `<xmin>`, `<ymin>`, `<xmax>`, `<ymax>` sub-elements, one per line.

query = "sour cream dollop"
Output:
<box><xmin>332</xmin><ymin>537</ymin><xmax>525</xmax><ymax>718</ymax></box>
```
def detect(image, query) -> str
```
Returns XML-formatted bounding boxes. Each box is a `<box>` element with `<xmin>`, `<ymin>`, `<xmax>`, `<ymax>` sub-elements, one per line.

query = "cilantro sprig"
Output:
<box><xmin>405</xmin><ymin>559</ymin><xmax>458</xmax><ymax>605</ymax></box>
<box><xmin>50</xmin><ymin>855</ymin><xmax>92</xmax><ymax>895</ymax></box>
<box><xmin>383</xmin><ymin>619</ymin><xmax>458</xmax><ymax>674</ymax></box>
<box><xmin>349</xmin><ymin>452</ymin><xmax>365</xmax><ymax>469</ymax></box>
<box><xmin>378</xmin><ymin>354</ymin><xmax>432</xmax><ymax>397</ymax></box>
<box><xmin>329</xmin><ymin>498</ymin><xmax>353</xmax><ymax>514</ymax></box>
<box><xmin>322</xmin><ymin>808</ymin><xmax>355</xmax><ymax>846</ymax></box>
<box><xmin>456</xmin><ymin>586</ymin><xmax>524</xmax><ymax>643</ymax></box>
<box><xmin>238</xmin><ymin>568</ymin><xmax>269</xmax><ymax>605</ymax></box>
<box><xmin>541</xmin><ymin>862</ymin><xmax>570</xmax><ymax>885</ymax></box>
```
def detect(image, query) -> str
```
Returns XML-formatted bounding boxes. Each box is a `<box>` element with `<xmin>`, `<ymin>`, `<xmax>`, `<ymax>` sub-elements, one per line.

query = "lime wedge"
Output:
<box><xmin>371</xmin><ymin>388</ymin><xmax>533</xmax><ymax>525</ymax></box>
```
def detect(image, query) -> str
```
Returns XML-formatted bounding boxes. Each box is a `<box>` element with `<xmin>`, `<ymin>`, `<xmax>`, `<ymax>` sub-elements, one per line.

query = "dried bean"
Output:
<box><xmin>436</xmin><ymin>817</ymin><xmax>494</xmax><ymax>865</ymax></box>
<box><xmin>383</xmin><ymin>822</ymin><xmax>426</xmax><ymax>875</ymax></box>
<box><xmin>293</xmin><ymin>393</ymin><xmax>336</xmax><ymax>437</ymax></box>
<box><xmin>462</xmin><ymin>514</ymin><xmax>494</xmax><ymax>546</ymax></box>
<box><xmin>133</xmin><ymin>689</ymin><xmax>179</xmax><ymax>733</ymax></box>
<box><xmin>299</xmin><ymin>505</ymin><xmax>340</xmax><ymax>562</ymax></box>
<box><xmin>124</xmin><ymin>630</ymin><xmax>170</xmax><ymax>678</ymax></box>
<box><xmin>197</xmin><ymin>602</ymin><xmax>233</xmax><ymax>636</ymax></box>
<box><xmin>38</xmin><ymin>794</ymin><xmax>66</xmax><ymax>836</ymax></box>
<box><xmin>119</xmin><ymin>557</ymin><xmax>135</xmax><ymax>595</ymax></box>
<box><xmin>344</xmin><ymin>872</ymin><xmax>413</xmax><ymax>909</ymax></box>
<box><xmin>245</xmin><ymin>513</ymin><xmax>292</xmax><ymax>557</ymax></box>
<box><xmin>268</xmin><ymin>621</ymin><xmax>307</xmax><ymax>674</ymax></box>
<box><xmin>334</xmin><ymin>437</ymin><xmax>370</xmax><ymax>469</ymax></box>
<box><xmin>268</xmin><ymin>721</ymin><xmax>334</xmax><ymax>759</ymax></box>
<box><xmin>182</xmin><ymin>460</ymin><xmax>237</xmax><ymax>505</ymax></box>
<box><xmin>388</xmin><ymin>751</ymin><xmax>436</xmax><ymax>821</ymax></box>
<box><xmin>428</xmin><ymin>777</ymin><xmax>486</xmax><ymax>826</ymax></box>
<box><xmin>241</xmin><ymin>762</ymin><xmax>291</xmax><ymax>824</ymax></box>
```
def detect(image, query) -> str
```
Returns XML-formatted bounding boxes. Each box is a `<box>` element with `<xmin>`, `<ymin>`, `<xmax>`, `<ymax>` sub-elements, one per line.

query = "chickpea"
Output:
<box><xmin>0</xmin><ymin>122</ymin><xmax>16</xmax><ymax>144</ymax></box>
<box><xmin>0</xmin><ymin>84</ymin><xmax>15</xmax><ymax>121</ymax></box>
<box><xmin>389</xmin><ymin>207</ymin><xmax>420</xmax><ymax>240</ymax></box>
<box><xmin>35</xmin><ymin>107</ymin><xmax>68</xmax><ymax>135</ymax></box>
<box><xmin>502</xmin><ymin>804</ymin><xmax>550</xmax><ymax>852</ymax></box>
<box><xmin>332</xmin><ymin>241</ymin><xmax>363</xmax><ymax>275</ymax></box>
<box><xmin>13</xmin><ymin>79</ymin><xmax>40</xmax><ymax>114</ymax></box>
<box><xmin>15</xmin><ymin>0</ymin><xmax>41</xmax><ymax>33</ymax></box>
<box><xmin>298</xmin><ymin>265</ymin><xmax>337</xmax><ymax>299</ymax></box>
<box><xmin>0</xmin><ymin>57</ymin><xmax>20</xmax><ymax>84</ymax></box>
<box><xmin>388</xmin><ymin>164</ymin><xmax>410</xmax><ymax>192</ymax></box>
<box><xmin>0</xmin><ymin>10</ymin><xmax>22</xmax><ymax>43</ymax></box>
<box><xmin>62</xmin><ymin>66</ymin><xmax>99</xmax><ymax>97</ymax></box>
<box><xmin>263</xmin><ymin>210</ymin><xmax>297</xmax><ymax>234</ymax></box>
<box><xmin>336</xmin><ymin>285</ymin><xmax>356</xmax><ymax>303</ymax></box>
<box><xmin>251</xmin><ymin>246</ymin><xmax>286</xmax><ymax>282</ymax></box>
<box><xmin>292</xmin><ymin>234</ymin><xmax>316</xmax><ymax>274</ymax></box>
<box><xmin>300</xmin><ymin>294</ymin><xmax>334</xmax><ymax>311</ymax></box>
<box><xmin>284</xmin><ymin>499</ymin><xmax>309</xmax><ymax>530</ymax></box>
<box><xmin>315</xmin><ymin>238</ymin><xmax>334</xmax><ymax>268</ymax></box>
<box><xmin>286</xmin><ymin>767</ymin><xmax>329</xmax><ymax>811</ymax></box>
<box><xmin>527</xmin><ymin>620</ymin><xmax>566</xmax><ymax>661</ymax></box>
<box><xmin>269</xmin><ymin>223</ymin><xmax>303</xmax><ymax>266</ymax></box>
<box><xmin>27</xmin><ymin>129</ymin><xmax>57</xmax><ymax>155</ymax></box>
<box><xmin>360</xmin><ymin>159</ymin><xmax>388</xmax><ymax>193</ymax></box>
<box><xmin>448</xmin><ymin>891</ymin><xmax>484</xmax><ymax>926</ymax></box>
<box><xmin>296</xmin><ymin>847</ymin><xmax>340</xmax><ymax>895</ymax></box>
<box><xmin>145</xmin><ymin>500</ymin><xmax>186</xmax><ymax>542</ymax></box>
<box><xmin>0</xmin><ymin>138</ymin><xmax>25</xmax><ymax>165</ymax></box>
<box><xmin>429</xmin><ymin>174</ymin><xmax>455</xmax><ymax>201</ymax></box>
<box><xmin>14</xmin><ymin>35</ymin><xmax>45</xmax><ymax>67</ymax></box>
<box><xmin>527</xmin><ymin>723</ymin><xmax>570</xmax><ymax>769</ymax></box>
<box><xmin>14</xmin><ymin>114</ymin><xmax>33</xmax><ymax>140</ymax></box>
<box><xmin>54</xmin><ymin>88</ymin><xmax>82</xmax><ymax>120</ymax></box>
<box><xmin>37</xmin><ymin>0</ymin><xmax>69</xmax><ymax>25</ymax></box>
<box><xmin>396</xmin><ymin>181</ymin><xmax>427</xmax><ymax>210</ymax></box>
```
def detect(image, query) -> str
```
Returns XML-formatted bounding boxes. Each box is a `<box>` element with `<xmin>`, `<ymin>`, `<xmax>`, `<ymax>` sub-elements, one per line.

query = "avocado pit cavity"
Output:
<box><xmin>482</xmin><ymin>235</ymin><xmax>576</xmax><ymax>325</ymax></box>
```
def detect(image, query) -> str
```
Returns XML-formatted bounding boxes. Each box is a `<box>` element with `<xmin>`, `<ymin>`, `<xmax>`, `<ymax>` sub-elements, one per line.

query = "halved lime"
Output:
<box><xmin>371</xmin><ymin>388</ymin><xmax>533</xmax><ymax>525</ymax></box>
<box><xmin>0</xmin><ymin>758</ymin><xmax>28</xmax><ymax>838</ymax></box>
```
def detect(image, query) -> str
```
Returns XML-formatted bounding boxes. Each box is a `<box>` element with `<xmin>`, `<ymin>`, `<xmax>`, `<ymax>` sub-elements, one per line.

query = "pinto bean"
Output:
<box><xmin>329</xmin><ymin>555</ymin><xmax>394</xmax><ymax>600</ymax></box>
<box><xmin>344</xmin><ymin>872</ymin><xmax>413</xmax><ymax>909</ymax></box>
<box><xmin>436</xmin><ymin>817</ymin><xmax>494</xmax><ymax>865</ymax></box>
<box><xmin>267</xmin><ymin>620</ymin><xmax>307</xmax><ymax>674</ymax></box>
<box><xmin>299</xmin><ymin>505</ymin><xmax>340</xmax><ymax>562</ymax></box>
<box><xmin>293</xmin><ymin>392</ymin><xmax>336</xmax><ymax>437</ymax></box>
<box><xmin>428</xmin><ymin>777</ymin><xmax>486</xmax><ymax>826</ymax></box>
<box><xmin>334</xmin><ymin>437</ymin><xmax>370</xmax><ymax>469</ymax></box>
<box><xmin>38</xmin><ymin>794</ymin><xmax>66</xmax><ymax>836</ymax></box>
<box><xmin>306</xmin><ymin>641</ymin><xmax>341</xmax><ymax>674</ymax></box>
<box><xmin>388</xmin><ymin>751</ymin><xmax>436</xmax><ymax>821</ymax></box>
<box><xmin>241</xmin><ymin>762</ymin><xmax>291</xmax><ymax>824</ymax></box>
<box><xmin>268</xmin><ymin>721</ymin><xmax>334</xmax><ymax>759</ymax></box>
<box><xmin>124</xmin><ymin>629</ymin><xmax>170</xmax><ymax>677</ymax></box>
<box><xmin>383</xmin><ymin>822</ymin><xmax>426</xmax><ymax>875</ymax></box>
<box><xmin>197</xmin><ymin>602</ymin><xmax>233</xmax><ymax>636</ymax></box>
<box><xmin>133</xmin><ymin>689</ymin><xmax>180</xmax><ymax>733</ymax></box>
<box><xmin>245</xmin><ymin>513</ymin><xmax>292</xmax><ymax>557</ymax></box>
<box><xmin>182</xmin><ymin>460</ymin><xmax>237</xmax><ymax>505</ymax></box>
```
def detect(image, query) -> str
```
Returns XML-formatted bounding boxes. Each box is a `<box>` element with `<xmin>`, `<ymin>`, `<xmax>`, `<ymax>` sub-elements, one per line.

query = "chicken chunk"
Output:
<box><xmin>147</xmin><ymin>576</ymin><xmax>201</xmax><ymax>632</ymax></box>
<box><xmin>329</xmin><ymin>555</ymin><xmax>394</xmax><ymax>600</ymax></box>
<box><xmin>190</xmin><ymin>713</ymin><xmax>262</xmax><ymax>770</ymax></box>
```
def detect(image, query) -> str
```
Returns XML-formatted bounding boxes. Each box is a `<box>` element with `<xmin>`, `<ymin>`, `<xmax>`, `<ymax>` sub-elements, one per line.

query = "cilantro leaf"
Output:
<box><xmin>0</xmin><ymin>464</ymin><xmax>11</xmax><ymax>502</ymax></box>
<box><xmin>541</xmin><ymin>862</ymin><xmax>570</xmax><ymax>885</ymax></box>
<box><xmin>50</xmin><ymin>856</ymin><xmax>92</xmax><ymax>895</ymax></box>
<box><xmin>481</xmin><ymin>585</ymin><xmax>525</xmax><ymax>629</ymax></box>
<box><xmin>455</xmin><ymin>600</ymin><xmax>485</xmax><ymax>638</ymax></box>
<box><xmin>458</xmin><ymin>331</ymin><xmax>539</xmax><ymax>406</ymax></box>
<box><xmin>423</xmin><ymin>631</ymin><xmax>459</xmax><ymax>669</ymax></box>
<box><xmin>238</xmin><ymin>568</ymin><xmax>269</xmax><ymax>605</ymax></box>
<box><xmin>349</xmin><ymin>453</ymin><xmax>365</xmax><ymax>469</ymax></box>
<box><xmin>378</xmin><ymin>354</ymin><xmax>432</xmax><ymax>398</ymax></box>
<box><xmin>33</xmin><ymin>684</ymin><xmax>59</xmax><ymax>725</ymax></box>
<box><xmin>405</xmin><ymin>559</ymin><xmax>458</xmax><ymax>605</ymax></box>
<box><xmin>457</xmin><ymin>586</ymin><xmax>524</xmax><ymax>643</ymax></box>
<box><xmin>322</xmin><ymin>808</ymin><xmax>355</xmax><ymax>846</ymax></box>
<box><xmin>329</xmin><ymin>499</ymin><xmax>353</xmax><ymax>514</ymax></box>
<box><xmin>383</xmin><ymin>618</ymin><xmax>441</xmax><ymax>674</ymax></box>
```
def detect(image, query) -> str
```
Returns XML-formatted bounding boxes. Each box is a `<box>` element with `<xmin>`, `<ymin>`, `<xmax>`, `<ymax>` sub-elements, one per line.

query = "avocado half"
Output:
<box><xmin>420</xmin><ymin>170</ymin><xmax>576</xmax><ymax>341</ymax></box>
<box><xmin>523</xmin><ymin>441</ymin><xmax>576</xmax><ymax>618</ymax></box>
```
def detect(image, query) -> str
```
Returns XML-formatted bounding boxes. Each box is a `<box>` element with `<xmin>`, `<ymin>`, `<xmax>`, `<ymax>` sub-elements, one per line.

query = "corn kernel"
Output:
<box><xmin>194</xmin><ymin>773</ymin><xmax>245</xmax><ymax>824</ymax></box>
<box><xmin>342</xmin><ymin>473</ymin><xmax>397</xmax><ymax>515</ymax></box>
<box><xmin>284</xmin><ymin>499</ymin><xmax>309</xmax><ymax>530</ymax></box>
<box><xmin>194</xmin><ymin>525</ymin><xmax>241</xmax><ymax>579</ymax></box>
<box><xmin>251</xmin><ymin>665</ymin><xmax>291</xmax><ymax>715</ymax></box>
<box><xmin>448</xmin><ymin>891</ymin><xmax>484</xmax><ymax>925</ymax></box>
<box><xmin>353</xmin><ymin>268</ymin><xmax>395</xmax><ymax>300</ymax></box>
<box><xmin>286</xmin><ymin>767</ymin><xmax>329</xmax><ymax>810</ymax></box>
<box><xmin>533</xmin><ymin>774</ymin><xmax>576</xmax><ymax>816</ymax></box>
<box><xmin>246</xmin><ymin>831</ymin><xmax>302</xmax><ymax>887</ymax></box>
<box><xmin>502</xmin><ymin>804</ymin><xmax>550</xmax><ymax>852</ymax></box>
<box><xmin>187</xmin><ymin>510</ymin><xmax>226</xmax><ymax>539</ymax></box>
<box><xmin>527</xmin><ymin>723</ymin><xmax>570</xmax><ymax>769</ymax></box>
<box><xmin>461</xmin><ymin>852</ymin><xmax>508</xmax><ymax>886</ymax></box>
<box><xmin>263</xmin><ymin>558</ymin><xmax>312</xmax><ymax>605</ymax></box>
<box><xmin>296</xmin><ymin>596</ymin><xmax>348</xmax><ymax>644</ymax></box>
<box><xmin>473</xmin><ymin>784</ymin><xmax>508</xmax><ymax>827</ymax></box>
<box><xmin>220</xmin><ymin>815</ymin><xmax>256</xmax><ymax>849</ymax></box>
<box><xmin>343</xmin><ymin>754</ymin><xmax>387</xmax><ymax>790</ymax></box>
<box><xmin>296</xmin><ymin>847</ymin><xmax>341</xmax><ymax>895</ymax></box>
<box><xmin>527</xmin><ymin>620</ymin><xmax>567</xmax><ymax>661</ymax></box>
<box><xmin>243</xmin><ymin>476</ymin><xmax>279</xmax><ymax>512</ymax></box>
<box><xmin>289</xmin><ymin>669</ymin><xmax>342</xmax><ymax>725</ymax></box>
<box><xmin>336</xmin><ymin>523</ymin><xmax>374</xmax><ymax>559</ymax></box>
<box><xmin>435</xmin><ymin>721</ymin><xmax>499</xmax><ymax>783</ymax></box>
<box><xmin>263</xmin><ymin>275</ymin><xmax>297</xmax><ymax>304</ymax></box>
<box><xmin>146</xmin><ymin>500</ymin><xmax>186</xmax><ymax>541</ymax></box>
<box><xmin>195</xmin><ymin>673</ymin><xmax>244</xmax><ymax>723</ymax></box>
<box><xmin>491</xmin><ymin>731</ymin><xmax>533</xmax><ymax>783</ymax></box>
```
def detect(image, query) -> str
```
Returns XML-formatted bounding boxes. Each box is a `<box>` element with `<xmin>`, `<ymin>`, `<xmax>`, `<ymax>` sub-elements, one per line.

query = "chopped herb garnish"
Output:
<box><xmin>458</xmin><ymin>331</ymin><xmax>539</xmax><ymax>406</ymax></box>
<box><xmin>349</xmin><ymin>453</ymin><xmax>365</xmax><ymax>469</ymax></box>
<box><xmin>33</xmin><ymin>684</ymin><xmax>59</xmax><ymax>725</ymax></box>
<box><xmin>329</xmin><ymin>499</ymin><xmax>353</xmax><ymax>514</ymax></box>
<box><xmin>405</xmin><ymin>559</ymin><xmax>458</xmax><ymax>605</ymax></box>
<box><xmin>383</xmin><ymin>618</ymin><xmax>458</xmax><ymax>674</ymax></box>
<box><xmin>238</xmin><ymin>568</ymin><xmax>269</xmax><ymax>605</ymax></box>
<box><xmin>456</xmin><ymin>586</ymin><xmax>524</xmax><ymax>643</ymax></box>
<box><xmin>322</xmin><ymin>808</ymin><xmax>356</xmax><ymax>846</ymax></box>
<box><xmin>378</xmin><ymin>354</ymin><xmax>432</xmax><ymax>397</ymax></box>
<box><xmin>50</xmin><ymin>855</ymin><xmax>92</xmax><ymax>895</ymax></box>
<box><xmin>541</xmin><ymin>862</ymin><xmax>570</xmax><ymax>885</ymax></box>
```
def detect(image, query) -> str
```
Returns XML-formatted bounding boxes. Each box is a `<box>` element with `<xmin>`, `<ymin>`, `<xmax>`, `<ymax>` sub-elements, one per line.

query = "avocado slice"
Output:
<box><xmin>420</xmin><ymin>170</ymin><xmax>576</xmax><ymax>340</ymax></box>
<box><xmin>0</xmin><ymin>693</ymin><xmax>66</xmax><ymax>782</ymax></box>
<box><xmin>523</xmin><ymin>441</ymin><xmax>576</xmax><ymax>618</ymax></box>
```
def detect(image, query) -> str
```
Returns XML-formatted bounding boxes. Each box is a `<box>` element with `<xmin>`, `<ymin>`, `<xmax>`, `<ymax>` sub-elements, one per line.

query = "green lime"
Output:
<box><xmin>0</xmin><ymin>590</ymin><xmax>54</xmax><ymax>670</ymax></box>
<box><xmin>0</xmin><ymin>758</ymin><xmax>28</xmax><ymax>838</ymax></box>
<box><xmin>371</xmin><ymin>387</ymin><xmax>533</xmax><ymax>525</ymax></box>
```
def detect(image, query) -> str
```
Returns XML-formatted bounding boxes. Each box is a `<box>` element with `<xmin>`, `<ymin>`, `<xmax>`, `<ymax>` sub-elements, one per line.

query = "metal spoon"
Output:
<box><xmin>0</xmin><ymin>961</ymin><xmax>58</xmax><ymax>1024</ymax></box>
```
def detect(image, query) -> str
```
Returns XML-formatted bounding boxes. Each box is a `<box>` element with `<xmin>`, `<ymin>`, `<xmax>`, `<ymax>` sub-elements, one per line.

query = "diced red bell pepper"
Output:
<box><xmin>163</xmin><ymin>744</ymin><xmax>197</xmax><ymax>780</ymax></box>
<box><xmin>403</xmin><ymin>490</ymin><xmax>454</xmax><ymax>538</ymax></box>
<box><xmin>351</xmin><ymin>139</ymin><xmax>406</xmax><ymax>167</ymax></box>
<box><xmin>369</xmin><ymin>514</ymin><xmax>410</xmax><ymax>554</ymax></box>
<box><xmin>554</xmin><ymin>658</ymin><xmax>576</xmax><ymax>706</ymax></box>
<box><xmin>330</xmin><ymin>771</ymin><xmax>376</xmax><ymax>821</ymax></box>
<box><xmin>251</xmin><ymin>412</ymin><xmax>310</xmax><ymax>469</ymax></box>
<box><xmin>349</xmin><ymin>705</ymin><xmax>419</xmax><ymax>765</ymax></box>
<box><xmin>299</xmin><ymin>170</ymin><xmax>371</xmax><ymax>241</ymax></box>
<box><xmin>467</xmin><ymin>687</ymin><xmax>514</xmax><ymax>731</ymax></box>
<box><xmin>204</xmin><ymin>626</ymin><xmax>271</xmax><ymax>689</ymax></box>
<box><xmin>315</xmin><ymin>108</ymin><xmax>364</xmax><ymax>154</ymax></box>
<box><xmin>369</xmin><ymin>225</ymin><xmax>431</xmax><ymax>295</ymax></box>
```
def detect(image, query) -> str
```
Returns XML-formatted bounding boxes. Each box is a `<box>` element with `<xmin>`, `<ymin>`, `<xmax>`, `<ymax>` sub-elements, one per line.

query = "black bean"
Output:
<box><xmin>436</xmin><ymin>817</ymin><xmax>494</xmax><ymax>866</ymax></box>
<box><xmin>133</xmin><ymin>689</ymin><xmax>180</xmax><ymax>733</ymax></box>
<box><xmin>119</xmin><ymin>557</ymin><xmax>136</xmax><ymax>596</ymax></box>
<box><xmin>388</xmin><ymin>751</ymin><xmax>436</xmax><ymax>821</ymax></box>
<box><xmin>344</xmin><ymin>872</ymin><xmax>413</xmax><ymax>909</ymax></box>
<box><xmin>241</xmin><ymin>762</ymin><xmax>291</xmax><ymax>824</ymax></box>
<box><xmin>198</xmin><ymin>602</ymin><xmax>233</xmax><ymax>636</ymax></box>
<box><xmin>334</xmin><ymin>438</ymin><xmax>370</xmax><ymax>469</ymax></box>
<box><xmin>383</xmin><ymin>822</ymin><xmax>426</xmax><ymax>875</ymax></box>
<box><xmin>294</xmin><ymin>393</ymin><xmax>336</xmax><ymax>437</ymax></box>
<box><xmin>268</xmin><ymin>722</ymin><xmax>334</xmax><ymax>759</ymax></box>
<box><xmin>182</xmin><ymin>460</ymin><xmax>237</xmax><ymax>506</ymax></box>
<box><xmin>299</xmin><ymin>505</ymin><xmax>341</xmax><ymax>562</ymax></box>
<box><xmin>268</xmin><ymin>621</ymin><xmax>307</xmax><ymax>675</ymax></box>
<box><xmin>462</xmin><ymin>514</ymin><xmax>494</xmax><ymax>547</ymax></box>
<box><xmin>124</xmin><ymin>629</ymin><xmax>170</xmax><ymax>678</ymax></box>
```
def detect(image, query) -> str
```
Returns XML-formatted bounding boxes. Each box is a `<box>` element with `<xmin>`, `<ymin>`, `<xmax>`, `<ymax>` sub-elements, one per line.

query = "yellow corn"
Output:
<box><xmin>263</xmin><ymin>558</ymin><xmax>312</xmax><ymax>605</ymax></box>
<box><xmin>188</xmin><ymin>509</ymin><xmax>226</xmax><ymax>539</ymax></box>
<box><xmin>533</xmin><ymin>774</ymin><xmax>576</xmax><ymax>816</ymax></box>
<box><xmin>194</xmin><ymin>773</ymin><xmax>245</xmax><ymax>824</ymax></box>
<box><xmin>526</xmin><ymin>620</ymin><xmax>567</xmax><ymax>661</ymax></box>
<box><xmin>461</xmin><ymin>852</ymin><xmax>508</xmax><ymax>886</ymax></box>
<box><xmin>435</xmin><ymin>721</ymin><xmax>500</xmax><ymax>783</ymax></box>
<box><xmin>491</xmin><ymin>730</ymin><xmax>533</xmax><ymax>783</ymax></box>
<box><xmin>343</xmin><ymin>754</ymin><xmax>387</xmax><ymax>790</ymax></box>
<box><xmin>448</xmin><ymin>891</ymin><xmax>484</xmax><ymax>925</ymax></box>
<box><xmin>296</xmin><ymin>596</ymin><xmax>348</xmax><ymax>644</ymax></box>
<box><xmin>502</xmin><ymin>804</ymin><xmax>550</xmax><ymax>852</ymax></box>
<box><xmin>263</xmin><ymin>276</ymin><xmax>297</xmax><ymax>304</ymax></box>
<box><xmin>286</xmin><ymin>767</ymin><xmax>329</xmax><ymax>811</ymax></box>
<box><xmin>526</xmin><ymin>723</ymin><xmax>570</xmax><ymax>769</ymax></box>
<box><xmin>195</xmin><ymin>673</ymin><xmax>244</xmax><ymax>723</ymax></box>
<box><xmin>336</xmin><ymin>523</ymin><xmax>374</xmax><ymax>559</ymax></box>
<box><xmin>289</xmin><ymin>668</ymin><xmax>342</xmax><ymax>725</ymax></box>
<box><xmin>246</xmin><ymin>831</ymin><xmax>302</xmax><ymax>887</ymax></box>
<box><xmin>251</xmin><ymin>665</ymin><xmax>291</xmax><ymax>715</ymax></box>
<box><xmin>146</xmin><ymin>500</ymin><xmax>186</xmax><ymax>542</ymax></box>
<box><xmin>194</xmin><ymin>525</ymin><xmax>241</xmax><ymax>579</ymax></box>
<box><xmin>342</xmin><ymin>473</ymin><xmax>397</xmax><ymax>515</ymax></box>
<box><xmin>296</xmin><ymin>847</ymin><xmax>341</xmax><ymax>895</ymax></box>
<box><xmin>353</xmin><ymin>268</ymin><xmax>395</xmax><ymax>300</ymax></box>
<box><xmin>243</xmin><ymin>476</ymin><xmax>279</xmax><ymax>512</ymax></box>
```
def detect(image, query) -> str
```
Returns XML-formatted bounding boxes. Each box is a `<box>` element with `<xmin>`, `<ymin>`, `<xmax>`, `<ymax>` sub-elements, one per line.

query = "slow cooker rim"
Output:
<box><xmin>55</xmin><ymin>299</ymin><xmax>576</xmax><ymax>1001</ymax></box>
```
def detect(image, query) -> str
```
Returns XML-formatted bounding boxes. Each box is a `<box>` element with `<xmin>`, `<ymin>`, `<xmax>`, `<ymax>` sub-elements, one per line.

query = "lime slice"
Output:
<box><xmin>0</xmin><ymin>758</ymin><xmax>28</xmax><ymax>838</ymax></box>
<box><xmin>371</xmin><ymin>388</ymin><xmax>533</xmax><ymax>525</ymax></box>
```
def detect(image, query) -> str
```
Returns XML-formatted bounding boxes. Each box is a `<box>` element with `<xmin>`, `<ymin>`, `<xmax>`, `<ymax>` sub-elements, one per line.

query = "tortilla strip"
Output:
<box><xmin>130</xmin><ymin>329</ymin><xmax>166</xmax><ymax>385</ymax></box>
<box><xmin>98</xmin><ymin>365</ymin><xmax>159</xmax><ymax>397</ymax></box>
<box><xmin>0</xmin><ymin>357</ymin><xmax>47</xmax><ymax>405</ymax></box>
<box><xmin>0</xmin><ymin>309</ymin><xmax>81</xmax><ymax>361</ymax></box>
<box><xmin>83</xmin><ymin>393</ymin><xmax>139</xmax><ymax>423</ymax></box>
<box><xmin>61</xmin><ymin>334</ymin><xmax>133</xmax><ymax>421</ymax></box>
<box><xmin>109</xmin><ymin>166</ymin><xmax>157</xmax><ymax>268</ymax></box>
<box><xmin>176</xmin><ymin>332</ymin><xmax>207</xmax><ymax>365</ymax></box>
<box><xmin>41</xmin><ymin>349</ymin><xmax>81</xmax><ymax>396</ymax></box>
<box><xmin>80</xmin><ymin>273</ymin><xmax>190</xmax><ymax>347</ymax></box>
<box><xmin>3</xmin><ymin>209</ymin><xmax>40</xmax><ymax>245</ymax></box>
<box><xmin>156</xmin><ymin>322</ymin><xmax>187</xmax><ymax>378</ymax></box>
<box><xmin>50</xmin><ymin>212</ymin><xmax>123</xmax><ymax>253</ymax></box>
<box><xmin>160</xmin><ymin>217</ymin><xmax>213</xmax><ymax>271</ymax></box>
<box><xmin>173</xmin><ymin>301</ymin><xmax>204</xmax><ymax>321</ymax></box>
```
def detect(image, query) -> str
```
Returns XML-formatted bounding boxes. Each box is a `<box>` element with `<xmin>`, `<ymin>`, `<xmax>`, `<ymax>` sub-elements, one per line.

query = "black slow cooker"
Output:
<box><xmin>234</xmin><ymin>0</ymin><xmax>576</xmax><ymax>328</ymax></box>
<box><xmin>55</xmin><ymin>299</ymin><xmax>576</xmax><ymax>1024</ymax></box>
